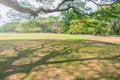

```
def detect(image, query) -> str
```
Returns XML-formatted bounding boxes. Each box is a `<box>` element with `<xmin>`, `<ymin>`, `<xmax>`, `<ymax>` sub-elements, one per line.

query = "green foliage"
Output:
<box><xmin>1</xmin><ymin>3</ymin><xmax>120</xmax><ymax>35</ymax></box>
<box><xmin>60</xmin><ymin>10</ymin><xmax>79</xmax><ymax>33</ymax></box>
<box><xmin>0</xmin><ymin>17</ymin><xmax>59</xmax><ymax>33</ymax></box>
<box><xmin>90</xmin><ymin>3</ymin><xmax>120</xmax><ymax>35</ymax></box>
<box><xmin>66</xmin><ymin>3</ymin><xmax>120</xmax><ymax>35</ymax></box>
<box><xmin>57</xmin><ymin>21</ymin><xmax>68</xmax><ymax>33</ymax></box>
<box><xmin>68</xmin><ymin>19</ymin><xmax>84</xmax><ymax>34</ymax></box>
<box><xmin>66</xmin><ymin>16</ymin><xmax>116</xmax><ymax>35</ymax></box>
<box><xmin>0</xmin><ymin>22</ymin><xmax>19</xmax><ymax>32</ymax></box>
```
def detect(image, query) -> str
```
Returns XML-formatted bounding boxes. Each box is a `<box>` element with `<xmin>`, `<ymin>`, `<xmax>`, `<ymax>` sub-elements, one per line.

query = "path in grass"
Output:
<box><xmin>0</xmin><ymin>39</ymin><xmax>120</xmax><ymax>80</ymax></box>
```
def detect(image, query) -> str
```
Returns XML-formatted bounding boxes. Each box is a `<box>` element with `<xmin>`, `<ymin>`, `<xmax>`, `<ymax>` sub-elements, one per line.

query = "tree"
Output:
<box><xmin>0</xmin><ymin>22</ymin><xmax>19</xmax><ymax>32</ymax></box>
<box><xmin>61</xmin><ymin>10</ymin><xmax>78</xmax><ymax>32</ymax></box>
<box><xmin>6</xmin><ymin>0</ymin><xmax>33</xmax><ymax>21</ymax></box>
<box><xmin>0</xmin><ymin>16</ymin><xmax>59</xmax><ymax>33</ymax></box>
<box><xmin>0</xmin><ymin>0</ymin><xmax>119</xmax><ymax>35</ymax></box>
<box><xmin>0</xmin><ymin>0</ymin><xmax>118</xmax><ymax>17</ymax></box>
<box><xmin>67</xmin><ymin>18</ymin><xmax>108</xmax><ymax>35</ymax></box>
<box><xmin>91</xmin><ymin>3</ymin><xmax>120</xmax><ymax>35</ymax></box>
<box><xmin>68</xmin><ymin>19</ymin><xmax>85</xmax><ymax>34</ymax></box>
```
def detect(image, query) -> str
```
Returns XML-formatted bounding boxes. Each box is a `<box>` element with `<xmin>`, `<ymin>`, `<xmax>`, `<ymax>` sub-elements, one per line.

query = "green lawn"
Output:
<box><xmin>0</xmin><ymin>33</ymin><xmax>120</xmax><ymax>43</ymax></box>
<box><xmin>0</xmin><ymin>33</ymin><xmax>120</xmax><ymax>80</ymax></box>
<box><xmin>0</xmin><ymin>33</ymin><xmax>89</xmax><ymax>40</ymax></box>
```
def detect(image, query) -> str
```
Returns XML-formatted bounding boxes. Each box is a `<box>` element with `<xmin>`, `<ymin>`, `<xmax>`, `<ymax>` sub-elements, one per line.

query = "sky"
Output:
<box><xmin>0</xmin><ymin>4</ymin><xmax>11</xmax><ymax>25</ymax></box>
<box><xmin>0</xmin><ymin>0</ymin><xmax>97</xmax><ymax>25</ymax></box>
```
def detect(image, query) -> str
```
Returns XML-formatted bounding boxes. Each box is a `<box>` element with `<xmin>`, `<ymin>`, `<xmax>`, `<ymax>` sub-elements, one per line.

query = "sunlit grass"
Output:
<box><xmin>115</xmin><ymin>42</ymin><xmax>120</xmax><ymax>46</ymax></box>
<box><xmin>0</xmin><ymin>33</ymin><xmax>120</xmax><ymax>43</ymax></box>
<box><xmin>0</xmin><ymin>33</ymin><xmax>88</xmax><ymax>40</ymax></box>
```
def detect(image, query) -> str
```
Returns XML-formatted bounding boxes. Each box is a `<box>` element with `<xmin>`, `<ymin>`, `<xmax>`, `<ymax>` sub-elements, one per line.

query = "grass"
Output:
<box><xmin>0</xmin><ymin>33</ymin><xmax>120</xmax><ymax>80</ymax></box>
<box><xmin>0</xmin><ymin>33</ymin><xmax>120</xmax><ymax>43</ymax></box>
<box><xmin>0</xmin><ymin>33</ymin><xmax>88</xmax><ymax>40</ymax></box>
<box><xmin>115</xmin><ymin>42</ymin><xmax>120</xmax><ymax>46</ymax></box>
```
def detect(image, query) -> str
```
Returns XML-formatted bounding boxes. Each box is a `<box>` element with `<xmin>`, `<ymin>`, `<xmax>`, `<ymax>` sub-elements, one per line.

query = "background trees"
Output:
<box><xmin>0</xmin><ymin>3</ymin><xmax>120</xmax><ymax>35</ymax></box>
<box><xmin>0</xmin><ymin>0</ymin><xmax>119</xmax><ymax>35</ymax></box>
<box><xmin>58</xmin><ymin>3</ymin><xmax>120</xmax><ymax>35</ymax></box>
<box><xmin>0</xmin><ymin>17</ymin><xmax>59</xmax><ymax>33</ymax></box>
<box><xmin>91</xmin><ymin>3</ymin><xmax>120</xmax><ymax>35</ymax></box>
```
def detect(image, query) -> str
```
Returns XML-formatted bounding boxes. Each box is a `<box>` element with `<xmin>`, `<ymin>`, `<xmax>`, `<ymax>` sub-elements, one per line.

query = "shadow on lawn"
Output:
<box><xmin>0</xmin><ymin>39</ymin><xmax>120</xmax><ymax>80</ymax></box>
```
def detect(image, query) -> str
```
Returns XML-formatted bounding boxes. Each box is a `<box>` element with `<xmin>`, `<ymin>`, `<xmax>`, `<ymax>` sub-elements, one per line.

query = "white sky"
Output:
<box><xmin>0</xmin><ymin>1</ymin><xmax>97</xmax><ymax>25</ymax></box>
<box><xmin>0</xmin><ymin>4</ymin><xmax>11</xmax><ymax>24</ymax></box>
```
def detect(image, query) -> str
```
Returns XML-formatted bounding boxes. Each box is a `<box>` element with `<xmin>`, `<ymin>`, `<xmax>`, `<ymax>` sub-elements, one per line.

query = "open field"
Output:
<box><xmin>0</xmin><ymin>33</ymin><xmax>120</xmax><ymax>43</ymax></box>
<box><xmin>0</xmin><ymin>33</ymin><xmax>120</xmax><ymax>80</ymax></box>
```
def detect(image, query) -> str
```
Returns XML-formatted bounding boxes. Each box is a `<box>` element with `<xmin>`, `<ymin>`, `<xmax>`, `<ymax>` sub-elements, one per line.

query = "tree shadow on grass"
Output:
<box><xmin>0</xmin><ymin>39</ymin><xmax>120</xmax><ymax>80</ymax></box>
<box><xmin>0</xmin><ymin>46</ymin><xmax>44</xmax><ymax>79</ymax></box>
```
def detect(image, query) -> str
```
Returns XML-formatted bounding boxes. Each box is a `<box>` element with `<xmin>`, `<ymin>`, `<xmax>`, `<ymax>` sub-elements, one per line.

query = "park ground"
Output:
<box><xmin>0</xmin><ymin>33</ymin><xmax>120</xmax><ymax>80</ymax></box>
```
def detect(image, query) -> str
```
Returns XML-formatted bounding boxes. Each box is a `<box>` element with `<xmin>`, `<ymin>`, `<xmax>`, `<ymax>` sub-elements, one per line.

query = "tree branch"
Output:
<box><xmin>0</xmin><ymin>0</ymin><xmax>37</xmax><ymax>15</ymax></box>
<box><xmin>89</xmin><ymin>0</ymin><xmax>118</xmax><ymax>6</ymax></box>
<box><xmin>0</xmin><ymin>0</ymin><xmax>74</xmax><ymax>17</ymax></box>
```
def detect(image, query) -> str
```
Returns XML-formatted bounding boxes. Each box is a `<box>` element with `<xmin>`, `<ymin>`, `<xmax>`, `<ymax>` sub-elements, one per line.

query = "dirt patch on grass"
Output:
<box><xmin>5</xmin><ymin>73</ymin><xmax>26</xmax><ymax>80</ymax></box>
<box><xmin>87</xmin><ymin>36</ymin><xmax>120</xmax><ymax>43</ymax></box>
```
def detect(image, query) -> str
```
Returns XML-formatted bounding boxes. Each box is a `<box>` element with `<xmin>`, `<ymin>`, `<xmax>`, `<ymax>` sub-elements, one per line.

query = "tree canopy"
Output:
<box><xmin>0</xmin><ymin>0</ymin><xmax>119</xmax><ymax>17</ymax></box>
<box><xmin>0</xmin><ymin>0</ymin><xmax>120</xmax><ymax>35</ymax></box>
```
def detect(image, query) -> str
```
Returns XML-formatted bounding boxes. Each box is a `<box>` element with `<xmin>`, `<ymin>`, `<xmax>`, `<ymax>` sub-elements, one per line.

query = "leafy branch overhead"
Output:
<box><xmin>0</xmin><ymin>0</ymin><xmax>119</xmax><ymax>17</ymax></box>
<box><xmin>0</xmin><ymin>0</ymin><xmax>74</xmax><ymax>17</ymax></box>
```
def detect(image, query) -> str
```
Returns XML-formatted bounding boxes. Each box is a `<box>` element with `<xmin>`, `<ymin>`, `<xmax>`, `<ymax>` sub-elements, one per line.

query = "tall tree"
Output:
<box><xmin>91</xmin><ymin>3</ymin><xmax>120</xmax><ymax>35</ymax></box>
<box><xmin>61</xmin><ymin>10</ymin><xmax>78</xmax><ymax>32</ymax></box>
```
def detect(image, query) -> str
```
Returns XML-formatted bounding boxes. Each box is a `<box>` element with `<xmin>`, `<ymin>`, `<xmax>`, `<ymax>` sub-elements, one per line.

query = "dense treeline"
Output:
<box><xmin>0</xmin><ymin>16</ymin><xmax>59</xmax><ymax>33</ymax></box>
<box><xmin>60</xmin><ymin>3</ymin><xmax>120</xmax><ymax>35</ymax></box>
<box><xmin>0</xmin><ymin>4</ymin><xmax>120</xmax><ymax>35</ymax></box>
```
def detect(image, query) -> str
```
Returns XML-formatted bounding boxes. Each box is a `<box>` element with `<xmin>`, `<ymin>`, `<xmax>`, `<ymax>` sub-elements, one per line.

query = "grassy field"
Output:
<box><xmin>0</xmin><ymin>33</ymin><xmax>120</xmax><ymax>80</ymax></box>
<box><xmin>0</xmin><ymin>33</ymin><xmax>120</xmax><ymax>43</ymax></box>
